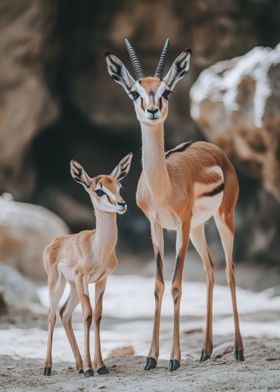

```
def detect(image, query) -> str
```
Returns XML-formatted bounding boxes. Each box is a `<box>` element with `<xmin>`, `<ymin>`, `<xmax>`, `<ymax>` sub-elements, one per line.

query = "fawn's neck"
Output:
<box><xmin>93</xmin><ymin>209</ymin><xmax>118</xmax><ymax>260</ymax></box>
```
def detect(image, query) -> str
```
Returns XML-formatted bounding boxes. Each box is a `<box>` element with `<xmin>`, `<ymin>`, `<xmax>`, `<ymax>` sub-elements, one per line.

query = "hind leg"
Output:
<box><xmin>60</xmin><ymin>283</ymin><xmax>83</xmax><ymax>373</ymax></box>
<box><xmin>214</xmin><ymin>211</ymin><xmax>244</xmax><ymax>361</ymax></box>
<box><xmin>43</xmin><ymin>274</ymin><xmax>66</xmax><ymax>375</ymax></box>
<box><xmin>190</xmin><ymin>224</ymin><xmax>214</xmax><ymax>361</ymax></box>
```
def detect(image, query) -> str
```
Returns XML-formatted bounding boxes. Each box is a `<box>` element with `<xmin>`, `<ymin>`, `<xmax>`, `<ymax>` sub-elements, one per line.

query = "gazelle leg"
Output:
<box><xmin>43</xmin><ymin>274</ymin><xmax>66</xmax><ymax>375</ymax></box>
<box><xmin>75</xmin><ymin>274</ymin><xmax>94</xmax><ymax>377</ymax></box>
<box><xmin>93</xmin><ymin>278</ymin><xmax>108</xmax><ymax>374</ymax></box>
<box><xmin>214</xmin><ymin>211</ymin><xmax>244</xmax><ymax>361</ymax></box>
<box><xmin>169</xmin><ymin>220</ymin><xmax>190</xmax><ymax>371</ymax></box>
<box><xmin>190</xmin><ymin>224</ymin><xmax>214</xmax><ymax>361</ymax></box>
<box><xmin>60</xmin><ymin>282</ymin><xmax>83</xmax><ymax>373</ymax></box>
<box><xmin>145</xmin><ymin>222</ymin><xmax>165</xmax><ymax>371</ymax></box>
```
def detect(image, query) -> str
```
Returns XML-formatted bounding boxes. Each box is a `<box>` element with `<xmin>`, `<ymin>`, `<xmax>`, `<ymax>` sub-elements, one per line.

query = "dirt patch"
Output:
<box><xmin>0</xmin><ymin>337</ymin><xmax>279</xmax><ymax>392</ymax></box>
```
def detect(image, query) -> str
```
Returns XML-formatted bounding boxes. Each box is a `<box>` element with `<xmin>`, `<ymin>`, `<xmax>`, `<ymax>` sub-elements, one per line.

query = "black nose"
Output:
<box><xmin>118</xmin><ymin>202</ymin><xmax>126</xmax><ymax>207</ymax></box>
<box><xmin>147</xmin><ymin>108</ymin><xmax>159</xmax><ymax>115</ymax></box>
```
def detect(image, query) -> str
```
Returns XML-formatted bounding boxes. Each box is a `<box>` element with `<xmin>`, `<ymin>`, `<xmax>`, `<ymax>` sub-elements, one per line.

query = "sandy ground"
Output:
<box><xmin>0</xmin><ymin>337</ymin><xmax>280</xmax><ymax>392</ymax></box>
<box><xmin>1</xmin><ymin>259</ymin><xmax>280</xmax><ymax>392</ymax></box>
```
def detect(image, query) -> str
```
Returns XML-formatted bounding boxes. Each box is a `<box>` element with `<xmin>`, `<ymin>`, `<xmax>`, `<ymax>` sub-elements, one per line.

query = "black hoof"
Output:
<box><xmin>235</xmin><ymin>350</ymin><xmax>245</xmax><ymax>361</ymax></box>
<box><xmin>43</xmin><ymin>367</ymin><xmax>51</xmax><ymax>376</ymax></box>
<box><xmin>144</xmin><ymin>356</ymin><xmax>157</xmax><ymax>371</ymax></box>
<box><xmin>169</xmin><ymin>359</ymin><xmax>180</xmax><ymax>372</ymax></box>
<box><xmin>200</xmin><ymin>349</ymin><xmax>210</xmax><ymax>362</ymax></box>
<box><xmin>78</xmin><ymin>369</ymin><xmax>84</xmax><ymax>374</ymax></box>
<box><xmin>84</xmin><ymin>369</ymin><xmax>94</xmax><ymax>377</ymax></box>
<box><xmin>97</xmin><ymin>366</ymin><xmax>109</xmax><ymax>375</ymax></box>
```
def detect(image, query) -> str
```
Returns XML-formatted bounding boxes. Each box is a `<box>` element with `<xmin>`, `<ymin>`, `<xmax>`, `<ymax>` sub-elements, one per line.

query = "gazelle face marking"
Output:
<box><xmin>105</xmin><ymin>39</ymin><xmax>191</xmax><ymax>127</ymax></box>
<box><xmin>70</xmin><ymin>153</ymin><xmax>133</xmax><ymax>215</ymax></box>
<box><xmin>129</xmin><ymin>78</ymin><xmax>171</xmax><ymax>125</ymax></box>
<box><xmin>93</xmin><ymin>176</ymin><xmax>127</xmax><ymax>214</ymax></box>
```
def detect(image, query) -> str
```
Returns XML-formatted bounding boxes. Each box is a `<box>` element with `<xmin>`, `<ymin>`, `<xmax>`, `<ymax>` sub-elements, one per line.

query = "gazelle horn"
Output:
<box><xmin>124</xmin><ymin>38</ymin><xmax>144</xmax><ymax>80</ymax></box>
<box><xmin>154</xmin><ymin>38</ymin><xmax>170</xmax><ymax>79</ymax></box>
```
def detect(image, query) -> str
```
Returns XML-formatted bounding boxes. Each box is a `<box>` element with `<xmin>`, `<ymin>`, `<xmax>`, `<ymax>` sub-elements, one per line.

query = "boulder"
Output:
<box><xmin>0</xmin><ymin>263</ymin><xmax>40</xmax><ymax>311</ymax></box>
<box><xmin>190</xmin><ymin>44</ymin><xmax>280</xmax><ymax>263</ymax></box>
<box><xmin>190</xmin><ymin>44</ymin><xmax>280</xmax><ymax>202</ymax></box>
<box><xmin>0</xmin><ymin>195</ymin><xmax>69</xmax><ymax>281</ymax></box>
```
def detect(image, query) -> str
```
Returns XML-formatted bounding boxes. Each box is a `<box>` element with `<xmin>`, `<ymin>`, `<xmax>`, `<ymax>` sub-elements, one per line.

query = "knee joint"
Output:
<box><xmin>83</xmin><ymin>311</ymin><xmax>92</xmax><ymax>325</ymax></box>
<box><xmin>226</xmin><ymin>264</ymin><xmax>236</xmax><ymax>281</ymax></box>
<box><xmin>61</xmin><ymin>312</ymin><xmax>71</xmax><ymax>324</ymax></box>
<box><xmin>94</xmin><ymin>314</ymin><xmax>102</xmax><ymax>325</ymax></box>
<box><xmin>171</xmin><ymin>287</ymin><xmax>181</xmax><ymax>305</ymax></box>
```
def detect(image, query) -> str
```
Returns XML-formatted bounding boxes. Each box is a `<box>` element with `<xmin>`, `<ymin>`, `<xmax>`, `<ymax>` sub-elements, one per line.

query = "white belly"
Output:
<box><xmin>58</xmin><ymin>262</ymin><xmax>108</xmax><ymax>284</ymax></box>
<box><xmin>154</xmin><ymin>208</ymin><xmax>178</xmax><ymax>230</ymax></box>
<box><xmin>191</xmin><ymin>191</ymin><xmax>223</xmax><ymax>227</ymax></box>
<box><xmin>59</xmin><ymin>262</ymin><xmax>75</xmax><ymax>282</ymax></box>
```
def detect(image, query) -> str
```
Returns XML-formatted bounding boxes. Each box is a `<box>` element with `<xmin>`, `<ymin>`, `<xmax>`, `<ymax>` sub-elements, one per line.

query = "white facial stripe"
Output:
<box><xmin>155</xmin><ymin>82</ymin><xmax>167</xmax><ymax>100</ymax></box>
<box><xmin>95</xmin><ymin>184</ymin><xmax>116</xmax><ymax>203</ymax></box>
<box><xmin>135</xmin><ymin>82</ymin><xmax>149</xmax><ymax>104</ymax></box>
<box><xmin>103</xmin><ymin>186</ymin><xmax>117</xmax><ymax>202</ymax></box>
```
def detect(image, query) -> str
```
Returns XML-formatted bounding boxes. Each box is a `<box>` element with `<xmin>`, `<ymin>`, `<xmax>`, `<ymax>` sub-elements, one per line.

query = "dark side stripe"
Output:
<box><xmin>165</xmin><ymin>141</ymin><xmax>196</xmax><ymax>158</ymax></box>
<box><xmin>202</xmin><ymin>182</ymin><xmax>225</xmax><ymax>197</ymax></box>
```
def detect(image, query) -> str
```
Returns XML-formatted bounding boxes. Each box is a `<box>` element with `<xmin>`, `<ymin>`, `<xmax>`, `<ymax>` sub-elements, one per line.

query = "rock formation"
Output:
<box><xmin>0</xmin><ymin>0</ymin><xmax>279</xmax><ymax>257</ymax></box>
<box><xmin>0</xmin><ymin>195</ymin><xmax>69</xmax><ymax>281</ymax></box>
<box><xmin>0</xmin><ymin>263</ymin><xmax>40</xmax><ymax>310</ymax></box>
<box><xmin>190</xmin><ymin>44</ymin><xmax>280</xmax><ymax>202</ymax></box>
<box><xmin>190</xmin><ymin>44</ymin><xmax>280</xmax><ymax>262</ymax></box>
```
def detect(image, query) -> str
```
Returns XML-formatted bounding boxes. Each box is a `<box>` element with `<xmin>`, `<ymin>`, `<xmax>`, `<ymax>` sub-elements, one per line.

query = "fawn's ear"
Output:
<box><xmin>70</xmin><ymin>160</ymin><xmax>91</xmax><ymax>188</ymax></box>
<box><xmin>111</xmin><ymin>153</ymin><xmax>133</xmax><ymax>181</ymax></box>
<box><xmin>163</xmin><ymin>48</ymin><xmax>192</xmax><ymax>90</ymax></box>
<box><xmin>105</xmin><ymin>52</ymin><xmax>135</xmax><ymax>93</ymax></box>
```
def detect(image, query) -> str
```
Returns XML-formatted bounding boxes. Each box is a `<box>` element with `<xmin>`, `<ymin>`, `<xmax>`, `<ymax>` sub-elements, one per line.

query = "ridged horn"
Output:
<box><xmin>154</xmin><ymin>38</ymin><xmax>170</xmax><ymax>79</ymax></box>
<box><xmin>124</xmin><ymin>38</ymin><xmax>144</xmax><ymax>80</ymax></box>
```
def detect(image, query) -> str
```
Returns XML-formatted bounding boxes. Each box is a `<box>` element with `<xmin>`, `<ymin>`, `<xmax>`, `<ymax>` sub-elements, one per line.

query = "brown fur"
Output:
<box><xmin>133</xmin><ymin>81</ymin><xmax>243</xmax><ymax>368</ymax></box>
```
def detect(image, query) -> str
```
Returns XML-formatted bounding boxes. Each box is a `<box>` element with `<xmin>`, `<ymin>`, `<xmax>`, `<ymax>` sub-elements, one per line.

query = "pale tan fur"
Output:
<box><xmin>43</xmin><ymin>155</ymin><xmax>132</xmax><ymax>377</ymax></box>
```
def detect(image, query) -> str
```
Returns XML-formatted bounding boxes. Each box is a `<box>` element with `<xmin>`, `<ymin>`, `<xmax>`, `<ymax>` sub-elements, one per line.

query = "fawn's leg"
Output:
<box><xmin>43</xmin><ymin>274</ymin><xmax>66</xmax><ymax>375</ymax></box>
<box><xmin>60</xmin><ymin>282</ymin><xmax>83</xmax><ymax>372</ymax></box>
<box><xmin>93</xmin><ymin>277</ymin><xmax>108</xmax><ymax>374</ymax></box>
<box><xmin>75</xmin><ymin>274</ymin><xmax>94</xmax><ymax>377</ymax></box>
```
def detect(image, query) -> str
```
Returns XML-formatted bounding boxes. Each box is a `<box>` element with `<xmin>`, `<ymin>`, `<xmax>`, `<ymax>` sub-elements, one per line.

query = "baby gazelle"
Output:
<box><xmin>43</xmin><ymin>153</ymin><xmax>133</xmax><ymax>377</ymax></box>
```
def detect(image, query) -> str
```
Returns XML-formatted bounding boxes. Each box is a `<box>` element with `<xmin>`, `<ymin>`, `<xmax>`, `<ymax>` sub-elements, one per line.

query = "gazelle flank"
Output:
<box><xmin>43</xmin><ymin>153</ymin><xmax>133</xmax><ymax>377</ymax></box>
<box><xmin>105</xmin><ymin>39</ymin><xmax>244</xmax><ymax>372</ymax></box>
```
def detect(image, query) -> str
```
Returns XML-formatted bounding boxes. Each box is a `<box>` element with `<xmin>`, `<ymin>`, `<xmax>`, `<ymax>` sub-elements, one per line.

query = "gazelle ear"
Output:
<box><xmin>70</xmin><ymin>160</ymin><xmax>91</xmax><ymax>188</ymax></box>
<box><xmin>111</xmin><ymin>153</ymin><xmax>133</xmax><ymax>181</ymax></box>
<box><xmin>163</xmin><ymin>48</ymin><xmax>192</xmax><ymax>90</ymax></box>
<box><xmin>105</xmin><ymin>52</ymin><xmax>135</xmax><ymax>93</ymax></box>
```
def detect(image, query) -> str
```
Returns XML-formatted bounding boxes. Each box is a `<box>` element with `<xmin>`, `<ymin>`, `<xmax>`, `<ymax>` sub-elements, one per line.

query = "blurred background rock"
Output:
<box><xmin>0</xmin><ymin>0</ymin><xmax>280</xmax><ymax>284</ymax></box>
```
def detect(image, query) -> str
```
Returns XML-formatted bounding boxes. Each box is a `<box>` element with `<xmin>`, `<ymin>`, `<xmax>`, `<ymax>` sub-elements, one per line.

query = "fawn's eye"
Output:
<box><xmin>130</xmin><ymin>91</ymin><xmax>140</xmax><ymax>101</ymax></box>
<box><xmin>162</xmin><ymin>90</ymin><xmax>172</xmax><ymax>100</ymax></box>
<box><xmin>95</xmin><ymin>189</ymin><xmax>105</xmax><ymax>197</ymax></box>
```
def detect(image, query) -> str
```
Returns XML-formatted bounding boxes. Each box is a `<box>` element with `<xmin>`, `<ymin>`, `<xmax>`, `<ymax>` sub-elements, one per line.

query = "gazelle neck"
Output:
<box><xmin>93</xmin><ymin>209</ymin><xmax>118</xmax><ymax>259</ymax></box>
<box><xmin>140</xmin><ymin>121</ymin><xmax>171</xmax><ymax>199</ymax></box>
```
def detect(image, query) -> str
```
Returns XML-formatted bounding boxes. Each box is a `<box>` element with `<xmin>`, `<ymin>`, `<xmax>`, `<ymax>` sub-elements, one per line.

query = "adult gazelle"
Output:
<box><xmin>105</xmin><ymin>39</ymin><xmax>244</xmax><ymax>371</ymax></box>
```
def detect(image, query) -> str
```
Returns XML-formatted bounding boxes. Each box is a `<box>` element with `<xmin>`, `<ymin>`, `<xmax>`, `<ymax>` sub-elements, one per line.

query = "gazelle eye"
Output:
<box><xmin>130</xmin><ymin>91</ymin><xmax>140</xmax><ymax>101</ymax></box>
<box><xmin>162</xmin><ymin>90</ymin><xmax>172</xmax><ymax>100</ymax></box>
<box><xmin>95</xmin><ymin>189</ymin><xmax>105</xmax><ymax>197</ymax></box>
